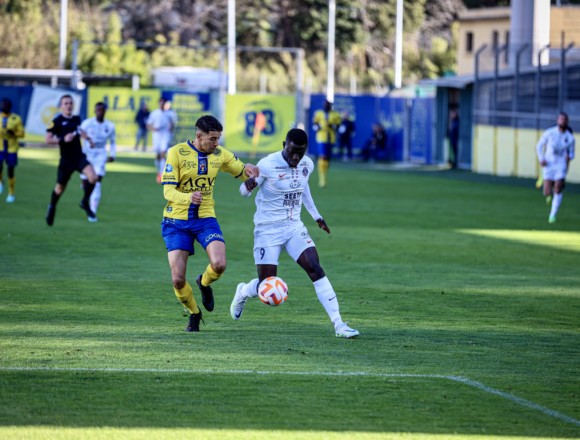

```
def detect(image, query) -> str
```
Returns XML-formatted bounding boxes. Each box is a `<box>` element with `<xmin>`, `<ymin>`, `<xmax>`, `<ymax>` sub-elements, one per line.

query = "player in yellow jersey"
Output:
<box><xmin>161</xmin><ymin>115</ymin><xmax>259</xmax><ymax>332</ymax></box>
<box><xmin>0</xmin><ymin>98</ymin><xmax>25</xmax><ymax>203</ymax></box>
<box><xmin>312</xmin><ymin>99</ymin><xmax>341</xmax><ymax>188</ymax></box>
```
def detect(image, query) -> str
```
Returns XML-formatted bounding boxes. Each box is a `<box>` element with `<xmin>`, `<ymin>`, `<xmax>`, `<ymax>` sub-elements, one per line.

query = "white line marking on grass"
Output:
<box><xmin>1</xmin><ymin>367</ymin><xmax>578</xmax><ymax>427</ymax></box>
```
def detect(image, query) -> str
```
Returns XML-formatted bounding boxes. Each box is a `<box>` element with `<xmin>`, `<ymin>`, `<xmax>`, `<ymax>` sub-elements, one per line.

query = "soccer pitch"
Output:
<box><xmin>0</xmin><ymin>148</ymin><xmax>579</xmax><ymax>440</ymax></box>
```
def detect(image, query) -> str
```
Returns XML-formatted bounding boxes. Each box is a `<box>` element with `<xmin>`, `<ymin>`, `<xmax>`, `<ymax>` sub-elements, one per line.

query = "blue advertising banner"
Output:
<box><xmin>161</xmin><ymin>91</ymin><xmax>211</xmax><ymax>145</ymax></box>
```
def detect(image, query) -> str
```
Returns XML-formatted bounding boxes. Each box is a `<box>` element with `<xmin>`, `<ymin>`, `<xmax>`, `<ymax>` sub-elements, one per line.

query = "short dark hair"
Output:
<box><xmin>286</xmin><ymin>128</ymin><xmax>308</xmax><ymax>146</ymax></box>
<box><xmin>196</xmin><ymin>115</ymin><xmax>223</xmax><ymax>133</ymax></box>
<box><xmin>59</xmin><ymin>94</ymin><xmax>73</xmax><ymax>106</ymax></box>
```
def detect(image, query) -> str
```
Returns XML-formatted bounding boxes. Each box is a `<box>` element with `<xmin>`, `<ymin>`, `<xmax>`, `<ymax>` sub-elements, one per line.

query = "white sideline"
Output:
<box><xmin>1</xmin><ymin>367</ymin><xmax>578</xmax><ymax>427</ymax></box>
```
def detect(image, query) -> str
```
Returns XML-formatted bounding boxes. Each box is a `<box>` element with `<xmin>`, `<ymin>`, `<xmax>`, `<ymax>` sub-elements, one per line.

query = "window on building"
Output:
<box><xmin>466</xmin><ymin>32</ymin><xmax>474</xmax><ymax>53</ymax></box>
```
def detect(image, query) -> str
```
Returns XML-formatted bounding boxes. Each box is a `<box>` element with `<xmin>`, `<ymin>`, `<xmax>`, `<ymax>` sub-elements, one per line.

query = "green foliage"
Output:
<box><xmin>0</xmin><ymin>0</ymin><xmax>462</xmax><ymax>91</ymax></box>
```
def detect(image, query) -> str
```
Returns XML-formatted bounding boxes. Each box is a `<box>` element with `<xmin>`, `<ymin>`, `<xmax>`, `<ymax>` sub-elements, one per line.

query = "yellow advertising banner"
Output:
<box><xmin>224</xmin><ymin>94</ymin><xmax>296</xmax><ymax>155</ymax></box>
<box><xmin>88</xmin><ymin>87</ymin><xmax>161</xmax><ymax>148</ymax></box>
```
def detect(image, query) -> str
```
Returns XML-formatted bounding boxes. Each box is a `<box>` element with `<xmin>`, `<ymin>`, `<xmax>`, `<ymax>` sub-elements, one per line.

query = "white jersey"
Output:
<box><xmin>251</xmin><ymin>151</ymin><xmax>321</xmax><ymax>226</ymax></box>
<box><xmin>536</xmin><ymin>125</ymin><xmax>575</xmax><ymax>166</ymax></box>
<box><xmin>80</xmin><ymin>117</ymin><xmax>116</xmax><ymax>154</ymax></box>
<box><xmin>147</xmin><ymin>108</ymin><xmax>172</xmax><ymax>133</ymax></box>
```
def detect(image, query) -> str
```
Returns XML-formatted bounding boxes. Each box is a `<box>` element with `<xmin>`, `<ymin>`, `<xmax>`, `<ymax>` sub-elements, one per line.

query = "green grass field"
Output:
<box><xmin>0</xmin><ymin>148</ymin><xmax>579</xmax><ymax>440</ymax></box>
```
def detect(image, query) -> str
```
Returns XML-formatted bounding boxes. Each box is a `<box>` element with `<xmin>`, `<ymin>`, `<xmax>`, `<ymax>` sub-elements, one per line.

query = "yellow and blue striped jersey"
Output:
<box><xmin>1</xmin><ymin>112</ymin><xmax>24</xmax><ymax>153</ymax></box>
<box><xmin>313</xmin><ymin>109</ymin><xmax>341</xmax><ymax>144</ymax></box>
<box><xmin>162</xmin><ymin>141</ymin><xmax>248</xmax><ymax>220</ymax></box>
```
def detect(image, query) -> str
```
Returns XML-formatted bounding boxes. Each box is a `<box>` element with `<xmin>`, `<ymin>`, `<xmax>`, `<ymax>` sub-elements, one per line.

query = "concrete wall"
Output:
<box><xmin>473</xmin><ymin>124</ymin><xmax>580</xmax><ymax>183</ymax></box>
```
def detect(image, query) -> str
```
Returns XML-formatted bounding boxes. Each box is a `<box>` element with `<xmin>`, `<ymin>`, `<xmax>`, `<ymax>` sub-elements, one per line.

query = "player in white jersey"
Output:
<box><xmin>229</xmin><ymin>128</ymin><xmax>359</xmax><ymax>338</ymax></box>
<box><xmin>147</xmin><ymin>98</ymin><xmax>174</xmax><ymax>183</ymax></box>
<box><xmin>79</xmin><ymin>102</ymin><xmax>116</xmax><ymax>220</ymax></box>
<box><xmin>536</xmin><ymin>112</ymin><xmax>575</xmax><ymax>223</ymax></box>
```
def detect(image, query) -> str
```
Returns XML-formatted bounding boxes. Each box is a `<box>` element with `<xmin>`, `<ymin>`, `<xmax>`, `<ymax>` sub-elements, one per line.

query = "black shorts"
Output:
<box><xmin>57</xmin><ymin>155</ymin><xmax>91</xmax><ymax>185</ymax></box>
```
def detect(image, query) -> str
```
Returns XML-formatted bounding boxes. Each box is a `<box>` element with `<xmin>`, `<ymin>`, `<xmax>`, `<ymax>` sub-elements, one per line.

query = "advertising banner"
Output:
<box><xmin>25</xmin><ymin>85</ymin><xmax>83</xmax><ymax>142</ymax></box>
<box><xmin>225</xmin><ymin>94</ymin><xmax>296</xmax><ymax>155</ymax></box>
<box><xmin>87</xmin><ymin>87</ymin><xmax>161</xmax><ymax>148</ymax></box>
<box><xmin>161</xmin><ymin>91</ymin><xmax>211</xmax><ymax>145</ymax></box>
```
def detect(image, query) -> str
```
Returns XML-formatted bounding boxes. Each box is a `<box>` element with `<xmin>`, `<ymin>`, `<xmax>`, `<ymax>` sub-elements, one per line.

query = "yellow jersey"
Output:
<box><xmin>1</xmin><ymin>112</ymin><xmax>25</xmax><ymax>154</ymax></box>
<box><xmin>162</xmin><ymin>141</ymin><xmax>248</xmax><ymax>220</ymax></box>
<box><xmin>313</xmin><ymin>109</ymin><xmax>341</xmax><ymax>144</ymax></box>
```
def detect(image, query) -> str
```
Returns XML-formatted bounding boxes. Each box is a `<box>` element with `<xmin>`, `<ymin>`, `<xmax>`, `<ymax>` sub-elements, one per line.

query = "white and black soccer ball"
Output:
<box><xmin>258</xmin><ymin>276</ymin><xmax>288</xmax><ymax>306</ymax></box>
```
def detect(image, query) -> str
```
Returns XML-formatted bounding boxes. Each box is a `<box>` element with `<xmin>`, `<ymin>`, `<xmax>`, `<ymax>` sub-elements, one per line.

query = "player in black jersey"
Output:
<box><xmin>45</xmin><ymin>95</ymin><xmax>98</xmax><ymax>226</ymax></box>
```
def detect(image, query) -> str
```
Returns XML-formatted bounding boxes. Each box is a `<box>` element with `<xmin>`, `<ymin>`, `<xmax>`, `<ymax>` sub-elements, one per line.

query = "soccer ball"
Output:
<box><xmin>258</xmin><ymin>276</ymin><xmax>288</xmax><ymax>306</ymax></box>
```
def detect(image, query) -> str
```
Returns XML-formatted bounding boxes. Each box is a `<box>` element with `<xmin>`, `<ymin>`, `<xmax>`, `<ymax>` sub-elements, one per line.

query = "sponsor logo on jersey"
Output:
<box><xmin>302</xmin><ymin>167</ymin><xmax>308</xmax><ymax>176</ymax></box>
<box><xmin>198</xmin><ymin>157</ymin><xmax>208</xmax><ymax>175</ymax></box>
<box><xmin>205</xmin><ymin>233</ymin><xmax>223</xmax><ymax>242</ymax></box>
<box><xmin>165</xmin><ymin>164</ymin><xmax>173</xmax><ymax>172</ymax></box>
<box><xmin>278</xmin><ymin>173</ymin><xmax>287</xmax><ymax>180</ymax></box>
<box><xmin>290</xmin><ymin>180</ymin><xmax>300</xmax><ymax>189</ymax></box>
<box><xmin>179</xmin><ymin>148</ymin><xmax>191</xmax><ymax>156</ymax></box>
<box><xmin>166</xmin><ymin>206</ymin><xmax>173</xmax><ymax>212</ymax></box>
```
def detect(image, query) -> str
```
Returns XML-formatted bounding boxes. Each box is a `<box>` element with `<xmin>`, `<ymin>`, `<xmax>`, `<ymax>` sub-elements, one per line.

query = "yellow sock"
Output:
<box><xmin>173</xmin><ymin>282</ymin><xmax>200</xmax><ymax>314</ymax></box>
<box><xmin>318</xmin><ymin>159</ymin><xmax>328</xmax><ymax>188</ymax></box>
<box><xmin>201</xmin><ymin>264</ymin><xmax>221</xmax><ymax>287</ymax></box>
<box><xmin>8</xmin><ymin>176</ymin><xmax>15</xmax><ymax>195</ymax></box>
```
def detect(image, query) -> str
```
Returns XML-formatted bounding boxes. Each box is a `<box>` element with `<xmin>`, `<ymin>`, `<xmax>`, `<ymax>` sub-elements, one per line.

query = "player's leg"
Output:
<box><xmin>317</xmin><ymin>142</ymin><xmax>330</xmax><ymax>188</ymax></box>
<box><xmin>0</xmin><ymin>151</ymin><xmax>5</xmax><ymax>194</ymax></box>
<box><xmin>162</xmin><ymin>219</ymin><xmax>203</xmax><ymax>331</ymax></box>
<box><xmin>79</xmin><ymin>162</ymin><xmax>98</xmax><ymax>221</ymax></box>
<box><xmin>195</xmin><ymin>219</ymin><xmax>228</xmax><ymax>311</ymax></box>
<box><xmin>549</xmin><ymin>177</ymin><xmax>566</xmax><ymax>223</ymax></box>
<box><xmin>290</xmin><ymin>231</ymin><xmax>359</xmax><ymax>338</ymax></box>
<box><xmin>89</xmin><ymin>176</ymin><xmax>103</xmax><ymax>214</ymax></box>
<box><xmin>46</xmin><ymin>161</ymin><xmax>73</xmax><ymax>226</ymax></box>
<box><xmin>5</xmin><ymin>153</ymin><xmax>17</xmax><ymax>202</ymax></box>
<box><xmin>230</xmin><ymin>243</ymin><xmax>281</xmax><ymax>320</ymax></box>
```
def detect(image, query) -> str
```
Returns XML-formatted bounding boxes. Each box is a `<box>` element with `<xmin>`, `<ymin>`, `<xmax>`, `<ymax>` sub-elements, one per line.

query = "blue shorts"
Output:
<box><xmin>317</xmin><ymin>142</ymin><xmax>333</xmax><ymax>158</ymax></box>
<box><xmin>161</xmin><ymin>217</ymin><xmax>225</xmax><ymax>255</ymax></box>
<box><xmin>0</xmin><ymin>148</ymin><xmax>17</xmax><ymax>167</ymax></box>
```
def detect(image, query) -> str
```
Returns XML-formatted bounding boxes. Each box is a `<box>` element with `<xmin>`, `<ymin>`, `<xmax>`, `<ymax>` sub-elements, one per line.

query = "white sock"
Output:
<box><xmin>313</xmin><ymin>276</ymin><xmax>343</xmax><ymax>329</ymax></box>
<box><xmin>90</xmin><ymin>181</ymin><xmax>101</xmax><ymax>214</ymax></box>
<box><xmin>242</xmin><ymin>278</ymin><xmax>259</xmax><ymax>298</ymax></box>
<box><xmin>550</xmin><ymin>192</ymin><xmax>563</xmax><ymax>217</ymax></box>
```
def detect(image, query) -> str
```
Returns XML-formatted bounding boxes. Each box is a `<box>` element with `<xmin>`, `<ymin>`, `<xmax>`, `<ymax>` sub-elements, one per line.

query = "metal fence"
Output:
<box><xmin>473</xmin><ymin>43</ymin><xmax>580</xmax><ymax>131</ymax></box>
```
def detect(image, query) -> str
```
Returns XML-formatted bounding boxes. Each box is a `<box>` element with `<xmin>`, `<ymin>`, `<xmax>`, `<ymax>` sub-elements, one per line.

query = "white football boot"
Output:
<box><xmin>230</xmin><ymin>283</ymin><xmax>247</xmax><ymax>320</ymax></box>
<box><xmin>335</xmin><ymin>322</ymin><xmax>360</xmax><ymax>339</ymax></box>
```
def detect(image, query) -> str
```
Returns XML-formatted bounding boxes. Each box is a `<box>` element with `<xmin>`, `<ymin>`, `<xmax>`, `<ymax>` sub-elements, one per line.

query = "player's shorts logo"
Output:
<box><xmin>165</xmin><ymin>164</ymin><xmax>173</xmax><ymax>172</ymax></box>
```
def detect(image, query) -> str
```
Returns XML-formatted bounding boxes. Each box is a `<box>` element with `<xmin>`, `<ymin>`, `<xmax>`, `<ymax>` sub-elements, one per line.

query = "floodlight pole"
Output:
<box><xmin>59</xmin><ymin>0</ymin><xmax>68</xmax><ymax>69</ymax></box>
<box><xmin>394</xmin><ymin>0</ymin><xmax>403</xmax><ymax>88</ymax></box>
<box><xmin>228</xmin><ymin>0</ymin><xmax>236</xmax><ymax>94</ymax></box>
<box><xmin>326</xmin><ymin>0</ymin><xmax>336</xmax><ymax>102</ymax></box>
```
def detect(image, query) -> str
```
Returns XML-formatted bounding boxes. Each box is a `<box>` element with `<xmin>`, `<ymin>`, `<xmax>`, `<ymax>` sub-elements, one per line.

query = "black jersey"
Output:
<box><xmin>46</xmin><ymin>114</ymin><xmax>84</xmax><ymax>159</ymax></box>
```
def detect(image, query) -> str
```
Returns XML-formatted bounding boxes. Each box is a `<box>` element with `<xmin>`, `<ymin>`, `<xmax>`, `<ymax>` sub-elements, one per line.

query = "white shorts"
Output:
<box><xmin>542</xmin><ymin>162</ymin><xmax>568</xmax><ymax>181</ymax></box>
<box><xmin>152</xmin><ymin>131</ymin><xmax>172</xmax><ymax>154</ymax></box>
<box><xmin>253</xmin><ymin>222</ymin><xmax>316</xmax><ymax>265</ymax></box>
<box><xmin>83</xmin><ymin>148</ymin><xmax>108</xmax><ymax>177</ymax></box>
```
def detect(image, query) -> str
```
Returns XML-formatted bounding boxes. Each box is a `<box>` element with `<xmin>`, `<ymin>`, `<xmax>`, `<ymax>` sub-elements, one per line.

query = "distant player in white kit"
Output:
<box><xmin>148</xmin><ymin>97</ymin><xmax>175</xmax><ymax>183</ymax></box>
<box><xmin>536</xmin><ymin>111</ymin><xmax>575</xmax><ymax>223</ymax></box>
<box><xmin>230</xmin><ymin>128</ymin><xmax>359</xmax><ymax>338</ymax></box>
<box><xmin>80</xmin><ymin>102</ymin><xmax>116</xmax><ymax>220</ymax></box>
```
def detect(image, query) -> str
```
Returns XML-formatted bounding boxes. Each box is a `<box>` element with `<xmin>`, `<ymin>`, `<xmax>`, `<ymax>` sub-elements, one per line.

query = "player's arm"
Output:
<box><xmin>12</xmin><ymin>116</ymin><xmax>24</xmax><ymax>139</ymax></box>
<box><xmin>108</xmin><ymin>124</ymin><xmax>117</xmax><ymax>162</ymax></box>
<box><xmin>302</xmin><ymin>183</ymin><xmax>330</xmax><ymax>234</ymax></box>
<box><xmin>240</xmin><ymin>174</ymin><xmax>266</xmax><ymax>197</ymax></box>
<box><xmin>536</xmin><ymin>131</ymin><xmax>549</xmax><ymax>165</ymax></box>
<box><xmin>45</xmin><ymin>120</ymin><xmax>61</xmax><ymax>145</ymax></box>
